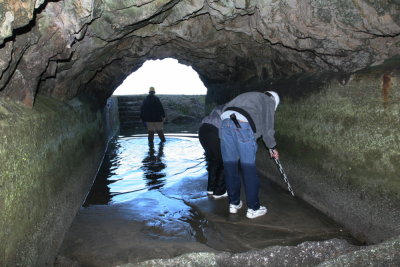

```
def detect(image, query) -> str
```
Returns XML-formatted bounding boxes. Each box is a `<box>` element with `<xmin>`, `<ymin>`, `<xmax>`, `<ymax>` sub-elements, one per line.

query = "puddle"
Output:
<box><xmin>57</xmin><ymin>126</ymin><xmax>361</xmax><ymax>266</ymax></box>
<box><xmin>84</xmin><ymin>132</ymin><xmax>206</xmax><ymax>205</ymax></box>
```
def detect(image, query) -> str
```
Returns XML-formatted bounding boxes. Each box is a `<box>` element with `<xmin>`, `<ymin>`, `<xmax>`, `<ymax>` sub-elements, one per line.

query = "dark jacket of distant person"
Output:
<box><xmin>140</xmin><ymin>92</ymin><xmax>165</xmax><ymax>122</ymax></box>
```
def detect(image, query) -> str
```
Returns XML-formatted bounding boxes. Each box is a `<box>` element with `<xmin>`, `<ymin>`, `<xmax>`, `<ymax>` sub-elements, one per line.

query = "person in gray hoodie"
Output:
<box><xmin>198</xmin><ymin>104</ymin><xmax>227</xmax><ymax>198</ymax></box>
<box><xmin>219</xmin><ymin>91</ymin><xmax>280</xmax><ymax>219</ymax></box>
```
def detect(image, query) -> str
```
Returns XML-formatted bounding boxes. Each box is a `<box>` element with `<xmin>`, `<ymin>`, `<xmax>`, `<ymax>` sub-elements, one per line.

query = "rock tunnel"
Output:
<box><xmin>0</xmin><ymin>0</ymin><xmax>399</xmax><ymax>266</ymax></box>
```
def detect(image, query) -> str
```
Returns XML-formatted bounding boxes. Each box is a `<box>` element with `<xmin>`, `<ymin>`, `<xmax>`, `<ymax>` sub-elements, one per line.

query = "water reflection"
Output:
<box><xmin>67</xmin><ymin>128</ymin><xmax>362</xmax><ymax>263</ymax></box>
<box><xmin>83</xmin><ymin>133</ymin><xmax>206</xmax><ymax>205</ymax></box>
<box><xmin>83</xmin><ymin>140</ymin><xmax>121</xmax><ymax>206</ymax></box>
<box><xmin>141</xmin><ymin>142</ymin><xmax>166</xmax><ymax>190</ymax></box>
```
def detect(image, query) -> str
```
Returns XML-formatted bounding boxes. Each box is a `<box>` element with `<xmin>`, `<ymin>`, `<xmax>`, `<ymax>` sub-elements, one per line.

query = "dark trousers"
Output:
<box><xmin>198</xmin><ymin>123</ymin><xmax>226</xmax><ymax>195</ymax></box>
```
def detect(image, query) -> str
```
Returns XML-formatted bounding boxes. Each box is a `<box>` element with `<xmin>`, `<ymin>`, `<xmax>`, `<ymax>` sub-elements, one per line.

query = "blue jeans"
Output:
<box><xmin>219</xmin><ymin>119</ymin><xmax>260</xmax><ymax>210</ymax></box>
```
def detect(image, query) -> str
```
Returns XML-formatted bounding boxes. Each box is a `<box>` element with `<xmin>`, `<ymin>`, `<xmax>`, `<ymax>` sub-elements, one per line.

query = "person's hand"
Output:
<box><xmin>269</xmin><ymin>148</ymin><xmax>279</xmax><ymax>159</ymax></box>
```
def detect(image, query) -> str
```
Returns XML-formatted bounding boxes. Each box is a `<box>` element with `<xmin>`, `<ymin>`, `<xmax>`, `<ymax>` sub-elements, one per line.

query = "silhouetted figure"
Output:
<box><xmin>198</xmin><ymin>104</ymin><xmax>227</xmax><ymax>198</ymax></box>
<box><xmin>140</xmin><ymin>87</ymin><xmax>166</xmax><ymax>143</ymax></box>
<box><xmin>141</xmin><ymin>142</ymin><xmax>166</xmax><ymax>190</ymax></box>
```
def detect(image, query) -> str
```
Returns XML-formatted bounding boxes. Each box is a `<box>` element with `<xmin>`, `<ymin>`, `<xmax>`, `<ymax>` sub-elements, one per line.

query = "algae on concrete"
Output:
<box><xmin>256</xmin><ymin>63</ymin><xmax>400</xmax><ymax>244</ymax></box>
<box><xmin>0</xmin><ymin>95</ymin><xmax>107</xmax><ymax>266</ymax></box>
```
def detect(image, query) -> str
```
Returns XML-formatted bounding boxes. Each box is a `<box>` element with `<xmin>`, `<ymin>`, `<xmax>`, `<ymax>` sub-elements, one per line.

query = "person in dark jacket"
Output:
<box><xmin>140</xmin><ymin>87</ymin><xmax>166</xmax><ymax>143</ymax></box>
<box><xmin>219</xmin><ymin>91</ymin><xmax>280</xmax><ymax>219</ymax></box>
<box><xmin>198</xmin><ymin>104</ymin><xmax>227</xmax><ymax>198</ymax></box>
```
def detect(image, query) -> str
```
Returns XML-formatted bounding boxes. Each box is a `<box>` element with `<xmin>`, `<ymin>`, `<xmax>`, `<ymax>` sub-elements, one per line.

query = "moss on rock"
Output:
<box><xmin>0</xmin><ymin>95</ymin><xmax>106</xmax><ymax>265</ymax></box>
<box><xmin>257</xmin><ymin>62</ymin><xmax>400</xmax><ymax>244</ymax></box>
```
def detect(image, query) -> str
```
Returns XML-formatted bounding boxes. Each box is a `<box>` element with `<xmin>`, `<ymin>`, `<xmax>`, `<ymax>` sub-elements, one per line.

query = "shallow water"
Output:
<box><xmin>84</xmin><ymin>132</ymin><xmax>206</xmax><ymax>205</ymax></box>
<box><xmin>57</xmin><ymin>125</ymin><xmax>360</xmax><ymax>266</ymax></box>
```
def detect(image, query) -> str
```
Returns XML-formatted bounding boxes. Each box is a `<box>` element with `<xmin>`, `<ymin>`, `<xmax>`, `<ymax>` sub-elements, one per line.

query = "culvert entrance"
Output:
<box><xmin>55</xmin><ymin>125</ymin><xmax>361</xmax><ymax>266</ymax></box>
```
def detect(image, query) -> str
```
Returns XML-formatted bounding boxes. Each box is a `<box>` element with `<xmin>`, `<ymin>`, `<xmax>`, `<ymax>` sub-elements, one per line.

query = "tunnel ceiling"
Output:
<box><xmin>0</xmin><ymin>0</ymin><xmax>399</xmax><ymax>107</ymax></box>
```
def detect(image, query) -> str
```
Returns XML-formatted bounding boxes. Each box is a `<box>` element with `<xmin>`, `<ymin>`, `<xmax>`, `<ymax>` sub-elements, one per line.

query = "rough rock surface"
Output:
<box><xmin>118</xmin><ymin>239</ymin><xmax>362</xmax><ymax>267</ymax></box>
<box><xmin>159</xmin><ymin>95</ymin><xmax>205</xmax><ymax>123</ymax></box>
<box><xmin>117</xmin><ymin>237</ymin><xmax>400</xmax><ymax>267</ymax></box>
<box><xmin>0</xmin><ymin>0</ymin><xmax>399</xmax><ymax>106</ymax></box>
<box><xmin>317</xmin><ymin>236</ymin><xmax>400</xmax><ymax>267</ymax></box>
<box><xmin>120</xmin><ymin>238</ymin><xmax>400</xmax><ymax>267</ymax></box>
<box><xmin>215</xmin><ymin>239</ymin><xmax>360</xmax><ymax>267</ymax></box>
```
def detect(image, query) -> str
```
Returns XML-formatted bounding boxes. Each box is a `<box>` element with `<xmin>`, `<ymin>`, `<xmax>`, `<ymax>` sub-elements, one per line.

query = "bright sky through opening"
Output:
<box><xmin>113</xmin><ymin>58</ymin><xmax>207</xmax><ymax>95</ymax></box>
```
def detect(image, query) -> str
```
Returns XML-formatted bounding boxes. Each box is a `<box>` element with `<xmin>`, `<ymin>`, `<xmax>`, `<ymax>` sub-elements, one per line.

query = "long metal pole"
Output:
<box><xmin>269</xmin><ymin>150</ymin><xmax>295</xmax><ymax>196</ymax></box>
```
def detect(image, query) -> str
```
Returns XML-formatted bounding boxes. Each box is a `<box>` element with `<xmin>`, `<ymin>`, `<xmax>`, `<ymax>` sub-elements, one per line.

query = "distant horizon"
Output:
<box><xmin>113</xmin><ymin>58</ymin><xmax>207</xmax><ymax>96</ymax></box>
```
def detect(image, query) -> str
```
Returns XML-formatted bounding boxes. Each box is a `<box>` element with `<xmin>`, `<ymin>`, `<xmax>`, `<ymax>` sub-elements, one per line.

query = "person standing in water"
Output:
<box><xmin>219</xmin><ymin>91</ymin><xmax>280</xmax><ymax>219</ymax></box>
<box><xmin>198</xmin><ymin>104</ymin><xmax>227</xmax><ymax>198</ymax></box>
<box><xmin>140</xmin><ymin>86</ymin><xmax>166</xmax><ymax>143</ymax></box>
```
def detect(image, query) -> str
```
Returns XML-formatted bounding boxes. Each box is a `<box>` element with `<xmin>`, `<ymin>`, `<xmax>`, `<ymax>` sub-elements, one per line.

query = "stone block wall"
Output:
<box><xmin>0</xmin><ymin>95</ymin><xmax>107</xmax><ymax>265</ymax></box>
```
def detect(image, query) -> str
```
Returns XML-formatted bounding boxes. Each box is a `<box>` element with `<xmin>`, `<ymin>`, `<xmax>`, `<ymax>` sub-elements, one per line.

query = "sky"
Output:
<box><xmin>113</xmin><ymin>58</ymin><xmax>207</xmax><ymax>95</ymax></box>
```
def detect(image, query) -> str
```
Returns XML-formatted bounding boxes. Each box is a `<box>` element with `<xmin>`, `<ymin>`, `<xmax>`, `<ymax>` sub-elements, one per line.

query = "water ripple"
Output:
<box><xmin>84</xmin><ymin>133</ymin><xmax>207</xmax><ymax>205</ymax></box>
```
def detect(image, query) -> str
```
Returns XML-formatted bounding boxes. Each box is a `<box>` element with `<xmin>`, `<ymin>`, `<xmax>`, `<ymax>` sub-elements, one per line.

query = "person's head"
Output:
<box><xmin>264</xmin><ymin>91</ymin><xmax>280</xmax><ymax>110</ymax></box>
<box><xmin>149</xmin><ymin>87</ymin><xmax>155</xmax><ymax>94</ymax></box>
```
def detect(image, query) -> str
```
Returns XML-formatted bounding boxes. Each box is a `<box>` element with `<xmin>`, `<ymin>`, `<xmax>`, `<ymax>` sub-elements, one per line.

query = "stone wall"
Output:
<box><xmin>0</xmin><ymin>95</ymin><xmax>110</xmax><ymax>265</ymax></box>
<box><xmin>103</xmin><ymin>96</ymin><xmax>120</xmax><ymax>141</ymax></box>
<box><xmin>257</xmin><ymin>59</ymin><xmax>400</xmax><ymax>244</ymax></box>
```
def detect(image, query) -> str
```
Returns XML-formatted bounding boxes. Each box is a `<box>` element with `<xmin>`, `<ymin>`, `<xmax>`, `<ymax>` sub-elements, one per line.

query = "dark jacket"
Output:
<box><xmin>140</xmin><ymin>93</ymin><xmax>165</xmax><ymax>122</ymax></box>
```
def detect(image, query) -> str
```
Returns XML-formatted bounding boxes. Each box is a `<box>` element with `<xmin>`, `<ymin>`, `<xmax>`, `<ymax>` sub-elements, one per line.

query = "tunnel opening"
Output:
<box><xmin>1</xmin><ymin>1</ymin><xmax>399</xmax><ymax>266</ymax></box>
<box><xmin>112</xmin><ymin>58</ymin><xmax>207</xmax><ymax>96</ymax></box>
<box><xmin>111</xmin><ymin>58</ymin><xmax>207</xmax><ymax>135</ymax></box>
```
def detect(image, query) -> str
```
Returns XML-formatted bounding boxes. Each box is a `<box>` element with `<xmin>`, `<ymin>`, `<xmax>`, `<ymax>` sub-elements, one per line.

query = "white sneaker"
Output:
<box><xmin>213</xmin><ymin>191</ymin><xmax>228</xmax><ymax>199</ymax></box>
<box><xmin>207</xmin><ymin>191</ymin><xmax>213</xmax><ymax>195</ymax></box>
<box><xmin>246</xmin><ymin>206</ymin><xmax>267</xmax><ymax>219</ymax></box>
<box><xmin>229</xmin><ymin>201</ymin><xmax>243</xmax><ymax>214</ymax></box>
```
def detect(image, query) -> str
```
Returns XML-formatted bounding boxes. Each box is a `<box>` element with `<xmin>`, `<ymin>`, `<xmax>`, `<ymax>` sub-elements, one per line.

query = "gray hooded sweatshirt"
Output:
<box><xmin>223</xmin><ymin>92</ymin><xmax>277</xmax><ymax>149</ymax></box>
<box><xmin>201</xmin><ymin>104</ymin><xmax>225</xmax><ymax>129</ymax></box>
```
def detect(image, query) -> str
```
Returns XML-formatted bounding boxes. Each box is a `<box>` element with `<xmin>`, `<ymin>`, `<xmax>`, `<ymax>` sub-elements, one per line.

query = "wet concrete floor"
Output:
<box><xmin>56</xmin><ymin>127</ymin><xmax>359</xmax><ymax>267</ymax></box>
